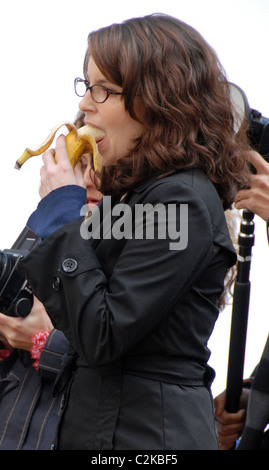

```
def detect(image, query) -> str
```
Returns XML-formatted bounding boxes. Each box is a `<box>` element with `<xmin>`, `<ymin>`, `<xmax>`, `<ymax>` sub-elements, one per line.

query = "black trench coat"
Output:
<box><xmin>19</xmin><ymin>168</ymin><xmax>236</xmax><ymax>450</ymax></box>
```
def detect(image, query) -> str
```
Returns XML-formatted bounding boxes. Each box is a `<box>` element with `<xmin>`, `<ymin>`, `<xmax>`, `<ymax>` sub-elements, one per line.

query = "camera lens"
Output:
<box><xmin>0</xmin><ymin>250</ymin><xmax>30</xmax><ymax>316</ymax></box>
<box><xmin>0</xmin><ymin>240</ymin><xmax>35</xmax><ymax>317</ymax></box>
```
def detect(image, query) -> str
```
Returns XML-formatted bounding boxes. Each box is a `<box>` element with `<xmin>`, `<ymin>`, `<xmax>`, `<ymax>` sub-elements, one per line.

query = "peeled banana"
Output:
<box><xmin>15</xmin><ymin>121</ymin><xmax>105</xmax><ymax>173</ymax></box>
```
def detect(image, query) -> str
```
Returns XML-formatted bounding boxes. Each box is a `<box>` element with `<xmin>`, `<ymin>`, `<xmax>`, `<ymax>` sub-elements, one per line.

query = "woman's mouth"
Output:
<box><xmin>96</xmin><ymin>136</ymin><xmax>105</xmax><ymax>149</ymax></box>
<box><xmin>87</xmin><ymin>198</ymin><xmax>100</xmax><ymax>206</ymax></box>
<box><xmin>84</xmin><ymin>122</ymin><xmax>105</xmax><ymax>147</ymax></box>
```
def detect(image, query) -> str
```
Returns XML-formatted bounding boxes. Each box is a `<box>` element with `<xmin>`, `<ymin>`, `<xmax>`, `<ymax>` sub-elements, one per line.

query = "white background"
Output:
<box><xmin>0</xmin><ymin>0</ymin><xmax>268</xmax><ymax>397</ymax></box>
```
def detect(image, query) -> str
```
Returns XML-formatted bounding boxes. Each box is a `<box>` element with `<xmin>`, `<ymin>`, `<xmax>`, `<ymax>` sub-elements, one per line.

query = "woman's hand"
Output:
<box><xmin>0</xmin><ymin>297</ymin><xmax>53</xmax><ymax>351</ymax></box>
<box><xmin>39</xmin><ymin>134</ymin><xmax>86</xmax><ymax>199</ymax></box>
<box><xmin>235</xmin><ymin>151</ymin><xmax>269</xmax><ymax>221</ymax></box>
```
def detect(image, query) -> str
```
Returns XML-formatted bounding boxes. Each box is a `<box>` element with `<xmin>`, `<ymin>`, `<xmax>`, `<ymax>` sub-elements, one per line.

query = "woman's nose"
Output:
<box><xmin>79</xmin><ymin>90</ymin><xmax>96</xmax><ymax>113</ymax></box>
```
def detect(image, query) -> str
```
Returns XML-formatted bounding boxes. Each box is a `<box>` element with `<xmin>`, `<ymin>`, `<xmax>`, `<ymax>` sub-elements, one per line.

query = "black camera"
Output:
<box><xmin>248</xmin><ymin>109</ymin><xmax>269</xmax><ymax>162</ymax></box>
<box><xmin>0</xmin><ymin>227</ymin><xmax>40</xmax><ymax>317</ymax></box>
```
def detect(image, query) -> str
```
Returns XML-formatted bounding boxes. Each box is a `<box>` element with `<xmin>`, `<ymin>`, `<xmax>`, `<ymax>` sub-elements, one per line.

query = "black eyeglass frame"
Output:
<box><xmin>74</xmin><ymin>77</ymin><xmax>123</xmax><ymax>103</ymax></box>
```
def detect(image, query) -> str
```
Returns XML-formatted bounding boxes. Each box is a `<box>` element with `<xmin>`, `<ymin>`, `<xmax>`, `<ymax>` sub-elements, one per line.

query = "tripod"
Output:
<box><xmin>225</xmin><ymin>209</ymin><xmax>255</xmax><ymax>412</ymax></box>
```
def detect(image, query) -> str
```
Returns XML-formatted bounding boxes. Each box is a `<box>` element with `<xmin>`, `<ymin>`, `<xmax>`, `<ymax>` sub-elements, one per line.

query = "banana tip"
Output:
<box><xmin>14</xmin><ymin>161</ymin><xmax>21</xmax><ymax>170</ymax></box>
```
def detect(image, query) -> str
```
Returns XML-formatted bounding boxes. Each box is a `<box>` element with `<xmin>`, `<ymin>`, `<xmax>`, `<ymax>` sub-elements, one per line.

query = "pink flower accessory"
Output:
<box><xmin>0</xmin><ymin>349</ymin><xmax>11</xmax><ymax>360</ymax></box>
<box><xmin>30</xmin><ymin>331</ymin><xmax>50</xmax><ymax>370</ymax></box>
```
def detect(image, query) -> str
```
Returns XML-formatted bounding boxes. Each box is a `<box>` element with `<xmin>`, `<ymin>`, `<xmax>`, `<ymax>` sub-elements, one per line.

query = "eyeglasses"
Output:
<box><xmin>74</xmin><ymin>77</ymin><xmax>123</xmax><ymax>103</ymax></box>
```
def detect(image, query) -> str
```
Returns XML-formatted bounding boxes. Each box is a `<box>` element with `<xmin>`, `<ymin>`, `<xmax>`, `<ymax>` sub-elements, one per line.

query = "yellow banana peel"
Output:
<box><xmin>15</xmin><ymin>121</ymin><xmax>104</xmax><ymax>173</ymax></box>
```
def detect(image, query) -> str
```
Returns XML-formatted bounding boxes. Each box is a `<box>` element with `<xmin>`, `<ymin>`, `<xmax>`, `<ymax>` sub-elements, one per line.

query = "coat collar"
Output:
<box><xmin>132</xmin><ymin>171</ymin><xmax>176</xmax><ymax>194</ymax></box>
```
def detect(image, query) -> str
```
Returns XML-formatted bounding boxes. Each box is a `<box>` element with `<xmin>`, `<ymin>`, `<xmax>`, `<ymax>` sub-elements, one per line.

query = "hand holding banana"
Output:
<box><xmin>15</xmin><ymin>121</ymin><xmax>104</xmax><ymax>174</ymax></box>
<box><xmin>38</xmin><ymin>134</ymin><xmax>84</xmax><ymax>198</ymax></box>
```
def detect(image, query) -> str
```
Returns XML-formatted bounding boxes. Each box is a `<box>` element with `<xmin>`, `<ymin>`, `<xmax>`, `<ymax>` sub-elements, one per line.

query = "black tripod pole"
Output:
<box><xmin>225</xmin><ymin>209</ymin><xmax>255</xmax><ymax>412</ymax></box>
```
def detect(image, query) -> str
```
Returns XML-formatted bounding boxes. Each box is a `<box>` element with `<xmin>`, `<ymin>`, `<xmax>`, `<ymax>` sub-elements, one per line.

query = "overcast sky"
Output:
<box><xmin>0</xmin><ymin>0</ymin><xmax>268</xmax><ymax>396</ymax></box>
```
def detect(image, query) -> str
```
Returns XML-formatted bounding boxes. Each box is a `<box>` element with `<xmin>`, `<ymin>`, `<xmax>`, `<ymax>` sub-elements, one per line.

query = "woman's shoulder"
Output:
<box><xmin>133</xmin><ymin>168</ymin><xmax>235</xmax><ymax>246</ymax></box>
<box><xmin>134</xmin><ymin>168</ymin><xmax>220</xmax><ymax>206</ymax></box>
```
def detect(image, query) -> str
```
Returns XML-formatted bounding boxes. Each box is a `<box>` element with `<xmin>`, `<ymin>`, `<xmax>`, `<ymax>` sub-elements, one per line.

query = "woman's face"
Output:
<box><xmin>79</xmin><ymin>58</ymin><xmax>144</xmax><ymax>166</ymax></box>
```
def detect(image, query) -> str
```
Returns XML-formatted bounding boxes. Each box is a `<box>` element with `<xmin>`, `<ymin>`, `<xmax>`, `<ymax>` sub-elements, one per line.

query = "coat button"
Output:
<box><xmin>52</xmin><ymin>276</ymin><xmax>61</xmax><ymax>291</ymax></box>
<box><xmin>61</xmin><ymin>258</ymin><xmax>78</xmax><ymax>273</ymax></box>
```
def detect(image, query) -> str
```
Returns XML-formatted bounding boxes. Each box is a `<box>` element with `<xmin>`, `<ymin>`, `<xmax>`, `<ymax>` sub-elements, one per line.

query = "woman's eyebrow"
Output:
<box><xmin>87</xmin><ymin>76</ymin><xmax>116</xmax><ymax>87</ymax></box>
<box><xmin>96</xmin><ymin>78</ymin><xmax>111</xmax><ymax>85</ymax></box>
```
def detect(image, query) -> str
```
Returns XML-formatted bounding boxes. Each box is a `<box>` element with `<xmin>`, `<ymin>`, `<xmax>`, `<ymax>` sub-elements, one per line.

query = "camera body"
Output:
<box><xmin>0</xmin><ymin>228</ymin><xmax>40</xmax><ymax>317</ymax></box>
<box><xmin>248</xmin><ymin>109</ymin><xmax>269</xmax><ymax>162</ymax></box>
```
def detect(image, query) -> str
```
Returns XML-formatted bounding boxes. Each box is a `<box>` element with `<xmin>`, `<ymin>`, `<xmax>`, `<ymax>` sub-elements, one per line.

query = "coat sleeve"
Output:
<box><xmin>38</xmin><ymin>329</ymin><xmax>69</xmax><ymax>380</ymax></box>
<box><xmin>18</xmin><ymin>181</ymin><xmax>229</xmax><ymax>366</ymax></box>
<box><xmin>26</xmin><ymin>185</ymin><xmax>86</xmax><ymax>240</ymax></box>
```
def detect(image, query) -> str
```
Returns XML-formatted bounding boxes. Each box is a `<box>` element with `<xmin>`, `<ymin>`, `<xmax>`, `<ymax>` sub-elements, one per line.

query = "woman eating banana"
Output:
<box><xmin>18</xmin><ymin>14</ymin><xmax>251</xmax><ymax>450</ymax></box>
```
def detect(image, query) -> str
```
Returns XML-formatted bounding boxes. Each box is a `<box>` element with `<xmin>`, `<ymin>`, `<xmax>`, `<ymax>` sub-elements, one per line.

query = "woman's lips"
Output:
<box><xmin>87</xmin><ymin>198</ymin><xmax>100</xmax><ymax>206</ymax></box>
<box><xmin>96</xmin><ymin>136</ymin><xmax>105</xmax><ymax>148</ymax></box>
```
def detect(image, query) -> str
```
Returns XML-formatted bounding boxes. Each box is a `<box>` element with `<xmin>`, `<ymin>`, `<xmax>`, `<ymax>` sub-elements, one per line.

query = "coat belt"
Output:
<box><xmin>76</xmin><ymin>354</ymin><xmax>215</xmax><ymax>389</ymax></box>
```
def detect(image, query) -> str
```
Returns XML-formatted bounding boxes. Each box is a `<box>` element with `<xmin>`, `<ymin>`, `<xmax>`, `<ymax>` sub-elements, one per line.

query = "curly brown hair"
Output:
<box><xmin>85</xmin><ymin>13</ymin><xmax>250</xmax><ymax>209</ymax></box>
